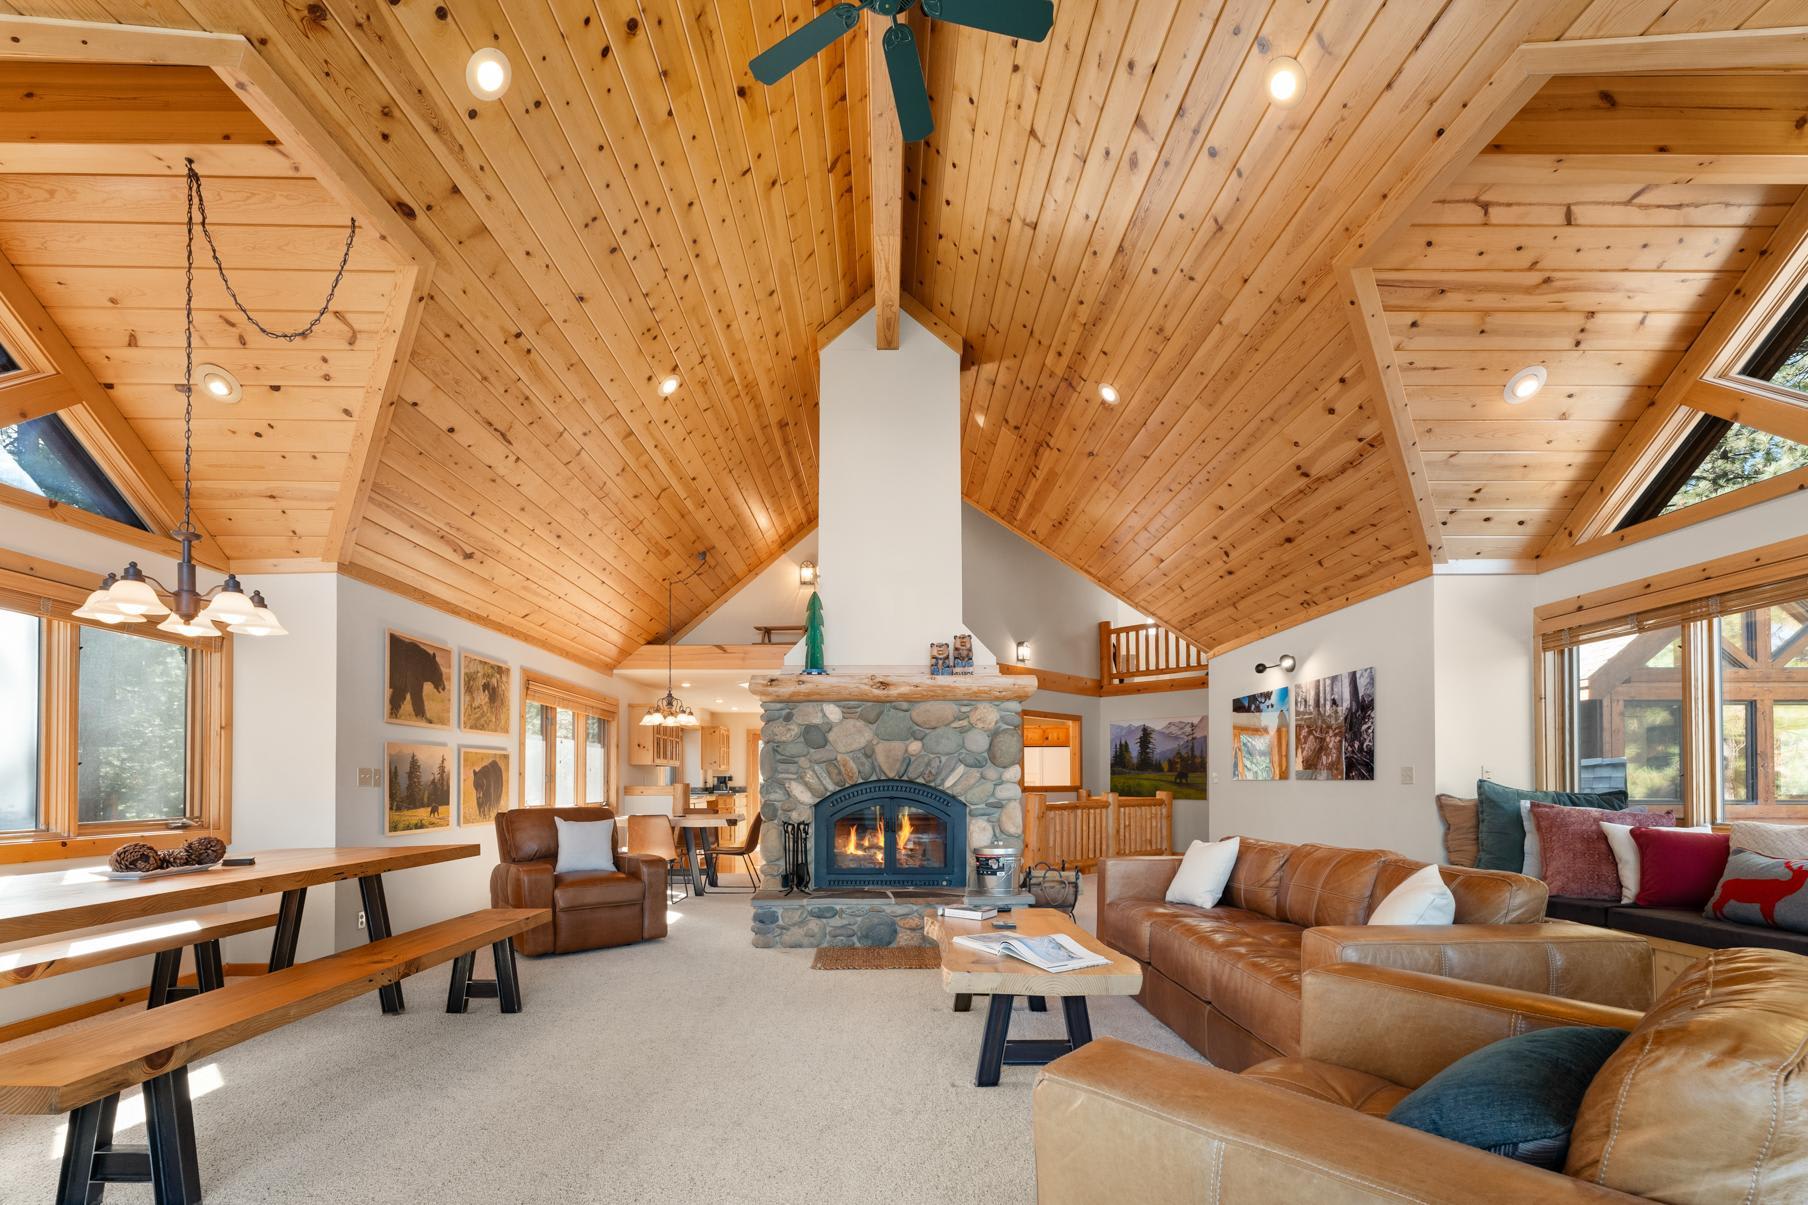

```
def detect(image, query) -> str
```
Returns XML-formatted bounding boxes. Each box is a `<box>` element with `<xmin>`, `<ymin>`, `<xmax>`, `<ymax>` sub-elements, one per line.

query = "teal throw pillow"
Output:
<box><xmin>1475</xmin><ymin>780</ymin><xmax>1628</xmax><ymax>873</ymax></box>
<box><xmin>1387</xmin><ymin>1026</ymin><xmax>1628</xmax><ymax>1169</ymax></box>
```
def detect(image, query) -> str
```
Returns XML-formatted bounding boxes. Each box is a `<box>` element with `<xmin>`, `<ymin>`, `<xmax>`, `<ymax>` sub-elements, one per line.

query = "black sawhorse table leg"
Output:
<box><xmin>955</xmin><ymin>992</ymin><xmax>1044</xmax><ymax>1012</ymax></box>
<box><xmin>57</xmin><ymin>1066</ymin><xmax>199</xmax><ymax>1205</ymax></box>
<box><xmin>974</xmin><ymin>995</ymin><xmax>1094</xmax><ymax>1087</ymax></box>
<box><xmin>446</xmin><ymin>938</ymin><xmax>524</xmax><ymax>1014</ymax></box>
<box><xmin>357</xmin><ymin>874</ymin><xmax>405</xmax><ymax>1014</ymax></box>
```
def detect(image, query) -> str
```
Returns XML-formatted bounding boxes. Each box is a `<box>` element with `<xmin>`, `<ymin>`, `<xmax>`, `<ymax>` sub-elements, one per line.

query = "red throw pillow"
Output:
<box><xmin>1531</xmin><ymin>803</ymin><xmax>1675</xmax><ymax>900</ymax></box>
<box><xmin>1631</xmin><ymin>827</ymin><xmax>1730</xmax><ymax>909</ymax></box>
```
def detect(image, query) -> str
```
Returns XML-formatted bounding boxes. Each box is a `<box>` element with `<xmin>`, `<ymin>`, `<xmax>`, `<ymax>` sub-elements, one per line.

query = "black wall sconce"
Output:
<box><xmin>1254</xmin><ymin>654</ymin><xmax>1296</xmax><ymax>674</ymax></box>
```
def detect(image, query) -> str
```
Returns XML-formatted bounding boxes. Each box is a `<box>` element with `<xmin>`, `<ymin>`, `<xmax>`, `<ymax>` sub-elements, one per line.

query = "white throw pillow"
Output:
<box><xmin>1520</xmin><ymin>799</ymin><xmax>1545</xmax><ymax>879</ymax></box>
<box><xmin>554</xmin><ymin>817</ymin><xmax>617</xmax><ymax>874</ymax></box>
<box><xmin>1599</xmin><ymin>820</ymin><xmax>1710</xmax><ymax>904</ymax></box>
<box><xmin>1730</xmin><ymin>820</ymin><xmax>1808</xmax><ymax>860</ymax></box>
<box><xmin>1368</xmin><ymin>863</ymin><xmax>1456</xmax><ymax>926</ymax></box>
<box><xmin>1165</xmin><ymin>837</ymin><xmax>1240</xmax><ymax>908</ymax></box>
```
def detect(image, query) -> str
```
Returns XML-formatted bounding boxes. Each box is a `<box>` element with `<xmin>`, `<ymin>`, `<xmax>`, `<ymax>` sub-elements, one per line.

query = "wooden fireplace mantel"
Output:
<box><xmin>747</xmin><ymin>671</ymin><xmax>1038</xmax><ymax>703</ymax></box>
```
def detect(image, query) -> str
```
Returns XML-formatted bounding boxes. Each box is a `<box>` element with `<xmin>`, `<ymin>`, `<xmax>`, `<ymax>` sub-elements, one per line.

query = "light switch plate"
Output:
<box><xmin>1399</xmin><ymin>766</ymin><xmax>1415</xmax><ymax>785</ymax></box>
<box><xmin>358</xmin><ymin>767</ymin><xmax>380</xmax><ymax>787</ymax></box>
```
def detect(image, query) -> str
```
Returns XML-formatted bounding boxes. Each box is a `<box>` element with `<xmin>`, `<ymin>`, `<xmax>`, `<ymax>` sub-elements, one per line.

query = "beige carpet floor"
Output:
<box><xmin>0</xmin><ymin>879</ymin><xmax>1199</xmax><ymax>1204</ymax></box>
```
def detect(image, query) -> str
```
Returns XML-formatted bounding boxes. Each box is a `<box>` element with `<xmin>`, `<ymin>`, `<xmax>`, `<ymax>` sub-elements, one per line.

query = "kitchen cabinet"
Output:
<box><xmin>627</xmin><ymin>704</ymin><xmax>682</xmax><ymax>767</ymax></box>
<box><xmin>700</xmin><ymin>725</ymin><xmax>731</xmax><ymax>779</ymax></box>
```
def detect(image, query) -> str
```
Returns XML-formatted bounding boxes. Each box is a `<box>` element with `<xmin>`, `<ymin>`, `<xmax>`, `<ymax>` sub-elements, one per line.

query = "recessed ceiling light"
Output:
<box><xmin>659</xmin><ymin>375</ymin><xmax>681</xmax><ymax>396</ymax></box>
<box><xmin>466</xmin><ymin>48</ymin><xmax>511</xmax><ymax>101</ymax></box>
<box><xmin>1099</xmin><ymin>383</ymin><xmax>1120</xmax><ymax>405</ymax></box>
<box><xmin>680</xmin><ymin>681</ymin><xmax>691</xmax><ymax>689</ymax></box>
<box><xmin>1265</xmin><ymin>57</ymin><xmax>1305</xmax><ymax>107</ymax></box>
<box><xmin>715</xmin><ymin>698</ymin><xmax>723</xmax><ymax>704</ymax></box>
<box><xmin>737</xmin><ymin>682</ymin><xmax>749</xmax><ymax>689</ymax></box>
<box><xmin>1504</xmin><ymin>365</ymin><xmax>1547</xmax><ymax>404</ymax></box>
<box><xmin>193</xmin><ymin>363</ymin><xmax>241</xmax><ymax>405</ymax></box>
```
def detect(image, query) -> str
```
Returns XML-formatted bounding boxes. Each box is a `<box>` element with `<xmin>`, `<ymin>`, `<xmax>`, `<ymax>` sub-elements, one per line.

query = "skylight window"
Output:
<box><xmin>0</xmin><ymin>413</ymin><xmax>147</xmax><ymax>531</ymax></box>
<box><xmin>1617</xmin><ymin>415</ymin><xmax>1808</xmax><ymax>531</ymax></box>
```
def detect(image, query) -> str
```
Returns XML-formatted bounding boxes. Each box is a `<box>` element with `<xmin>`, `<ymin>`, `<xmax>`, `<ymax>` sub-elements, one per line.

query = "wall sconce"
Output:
<box><xmin>1015</xmin><ymin>640</ymin><xmax>1031</xmax><ymax>664</ymax></box>
<box><xmin>1254</xmin><ymin>654</ymin><xmax>1296</xmax><ymax>674</ymax></box>
<box><xmin>798</xmin><ymin>560</ymin><xmax>817</xmax><ymax>587</ymax></box>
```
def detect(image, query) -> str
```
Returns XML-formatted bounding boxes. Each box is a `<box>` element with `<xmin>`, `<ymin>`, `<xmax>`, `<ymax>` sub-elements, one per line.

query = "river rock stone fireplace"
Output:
<box><xmin>748</xmin><ymin>692</ymin><xmax>1029</xmax><ymax>948</ymax></box>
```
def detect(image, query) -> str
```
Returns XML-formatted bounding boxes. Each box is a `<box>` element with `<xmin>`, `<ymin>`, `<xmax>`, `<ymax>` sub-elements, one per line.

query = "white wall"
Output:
<box><xmin>1433</xmin><ymin>574</ymin><xmax>1535</xmax><ymax>797</ymax></box>
<box><xmin>816</xmin><ymin>309</ymin><xmax>973</xmax><ymax>669</ymax></box>
<box><xmin>330</xmin><ymin>576</ymin><xmax>658</xmax><ymax>949</ymax></box>
<box><xmin>683</xmin><ymin>529</ymin><xmax>818</xmax><ymax>645</ymax></box>
<box><xmin>1208</xmin><ymin>579</ymin><xmax>1441</xmax><ymax>861</ymax></box>
<box><xmin>962</xmin><ymin>505</ymin><xmax>1122</xmax><ymax>678</ymax></box>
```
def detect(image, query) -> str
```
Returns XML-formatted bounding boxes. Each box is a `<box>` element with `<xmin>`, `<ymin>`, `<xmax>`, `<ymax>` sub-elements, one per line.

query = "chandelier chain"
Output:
<box><xmin>183</xmin><ymin>164</ymin><xmax>196</xmax><ymax>540</ymax></box>
<box><xmin>187</xmin><ymin>159</ymin><xmax>357</xmax><ymax>343</ymax></box>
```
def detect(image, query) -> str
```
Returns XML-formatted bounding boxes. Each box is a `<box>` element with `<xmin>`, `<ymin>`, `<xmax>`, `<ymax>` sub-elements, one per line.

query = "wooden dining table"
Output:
<box><xmin>667</xmin><ymin>815</ymin><xmax>743</xmax><ymax>895</ymax></box>
<box><xmin>0</xmin><ymin>845</ymin><xmax>477</xmax><ymax>1013</ymax></box>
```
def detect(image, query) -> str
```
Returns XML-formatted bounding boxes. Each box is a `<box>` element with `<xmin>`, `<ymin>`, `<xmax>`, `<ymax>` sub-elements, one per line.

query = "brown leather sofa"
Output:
<box><xmin>490</xmin><ymin>806</ymin><xmax>667</xmax><ymax>955</ymax></box>
<box><xmin>1099</xmin><ymin>839</ymin><xmax>1653</xmax><ymax>1070</ymax></box>
<box><xmin>1033</xmin><ymin>948</ymin><xmax>1808</xmax><ymax>1203</ymax></box>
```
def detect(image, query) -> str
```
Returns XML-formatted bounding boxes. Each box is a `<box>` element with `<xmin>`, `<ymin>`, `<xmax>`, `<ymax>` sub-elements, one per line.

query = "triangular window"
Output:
<box><xmin>0</xmin><ymin>413</ymin><xmax>147</xmax><ymax>531</ymax></box>
<box><xmin>1616</xmin><ymin>414</ymin><xmax>1808</xmax><ymax>530</ymax></box>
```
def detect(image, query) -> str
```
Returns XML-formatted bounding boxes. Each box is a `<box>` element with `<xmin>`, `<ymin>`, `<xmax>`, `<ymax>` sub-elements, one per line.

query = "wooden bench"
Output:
<box><xmin>1</xmin><ymin>907</ymin><xmax>546</xmax><ymax>1205</ymax></box>
<box><xmin>0</xmin><ymin>906</ymin><xmax>280</xmax><ymax>1006</ymax></box>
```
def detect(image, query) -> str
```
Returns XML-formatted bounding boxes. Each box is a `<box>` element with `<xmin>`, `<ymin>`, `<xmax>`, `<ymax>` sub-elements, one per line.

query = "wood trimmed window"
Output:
<box><xmin>520</xmin><ymin>672</ymin><xmax>618</xmax><ymax>809</ymax></box>
<box><xmin>0</xmin><ymin>554</ymin><xmax>230</xmax><ymax>865</ymax></box>
<box><xmin>1536</xmin><ymin>534</ymin><xmax>1808</xmax><ymax>826</ymax></box>
<box><xmin>1022</xmin><ymin>711</ymin><xmax>1083</xmax><ymax>793</ymax></box>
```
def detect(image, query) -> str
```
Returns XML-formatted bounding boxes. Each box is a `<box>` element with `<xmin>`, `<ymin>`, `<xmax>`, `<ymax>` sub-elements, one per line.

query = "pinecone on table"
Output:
<box><xmin>184</xmin><ymin>835</ymin><xmax>227</xmax><ymax>866</ymax></box>
<box><xmin>109</xmin><ymin>842</ymin><xmax>161</xmax><ymax>873</ymax></box>
<box><xmin>157</xmin><ymin>846</ymin><xmax>193</xmax><ymax>870</ymax></box>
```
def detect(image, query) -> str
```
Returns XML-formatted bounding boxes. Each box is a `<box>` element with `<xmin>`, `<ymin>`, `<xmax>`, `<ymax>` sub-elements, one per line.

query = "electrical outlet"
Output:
<box><xmin>1480</xmin><ymin>766</ymin><xmax>1492</xmax><ymax>782</ymax></box>
<box><xmin>357</xmin><ymin>768</ymin><xmax>379</xmax><ymax>787</ymax></box>
<box><xmin>1399</xmin><ymin>766</ymin><xmax>1416</xmax><ymax>785</ymax></box>
<box><xmin>357</xmin><ymin>910</ymin><xmax>367</xmax><ymax>930</ymax></box>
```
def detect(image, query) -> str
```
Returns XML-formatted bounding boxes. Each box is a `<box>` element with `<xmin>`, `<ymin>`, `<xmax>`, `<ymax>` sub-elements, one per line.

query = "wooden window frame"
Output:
<box><xmin>1021</xmin><ymin>710</ymin><xmax>1084</xmax><ymax>794</ymax></box>
<box><xmin>1535</xmin><ymin>531</ymin><xmax>1808</xmax><ymax>826</ymax></box>
<box><xmin>520</xmin><ymin>671</ymin><xmax>618</xmax><ymax>809</ymax></box>
<box><xmin>0</xmin><ymin>554</ymin><xmax>231</xmax><ymax>865</ymax></box>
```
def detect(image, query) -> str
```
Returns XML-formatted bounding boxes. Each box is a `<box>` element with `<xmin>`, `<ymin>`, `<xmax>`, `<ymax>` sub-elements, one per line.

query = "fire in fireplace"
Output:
<box><xmin>813</xmin><ymin>780</ymin><xmax>968</xmax><ymax>889</ymax></box>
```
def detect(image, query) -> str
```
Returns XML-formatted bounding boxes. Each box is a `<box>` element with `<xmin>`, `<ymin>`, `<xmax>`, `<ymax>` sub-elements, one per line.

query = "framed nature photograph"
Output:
<box><xmin>1108</xmin><ymin>716</ymin><xmax>1207</xmax><ymax>799</ymax></box>
<box><xmin>460</xmin><ymin>652</ymin><xmax>511</xmax><ymax>735</ymax></box>
<box><xmin>386</xmin><ymin>630</ymin><xmax>453</xmax><ymax>728</ymax></box>
<box><xmin>459</xmin><ymin>747</ymin><xmax>511</xmax><ymax>825</ymax></box>
<box><xmin>386</xmin><ymin>741</ymin><xmax>452</xmax><ymax>834</ymax></box>
<box><xmin>1231</xmin><ymin>687</ymin><xmax>1290</xmax><ymax>781</ymax></box>
<box><xmin>1294</xmin><ymin>668</ymin><xmax>1377</xmax><ymax>782</ymax></box>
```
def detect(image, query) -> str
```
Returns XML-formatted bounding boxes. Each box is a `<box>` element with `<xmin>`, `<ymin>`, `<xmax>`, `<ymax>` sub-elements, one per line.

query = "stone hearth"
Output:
<box><xmin>752</xmin><ymin>696</ymin><xmax>1026</xmax><ymax>947</ymax></box>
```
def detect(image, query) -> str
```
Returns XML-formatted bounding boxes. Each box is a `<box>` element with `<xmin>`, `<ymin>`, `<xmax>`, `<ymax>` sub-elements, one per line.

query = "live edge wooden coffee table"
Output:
<box><xmin>925</xmin><ymin>907</ymin><xmax>1142</xmax><ymax>1087</ymax></box>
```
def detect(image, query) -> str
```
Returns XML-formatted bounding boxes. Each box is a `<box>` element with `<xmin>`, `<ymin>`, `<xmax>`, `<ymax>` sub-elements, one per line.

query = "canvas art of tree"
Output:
<box><xmin>386</xmin><ymin>741</ymin><xmax>451</xmax><ymax>833</ymax></box>
<box><xmin>1109</xmin><ymin>716</ymin><xmax>1208</xmax><ymax>799</ymax></box>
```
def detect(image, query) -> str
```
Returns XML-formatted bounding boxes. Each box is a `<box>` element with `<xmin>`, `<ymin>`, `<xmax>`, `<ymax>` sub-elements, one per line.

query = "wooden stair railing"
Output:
<box><xmin>1022</xmin><ymin>791</ymin><xmax>1174</xmax><ymax>872</ymax></box>
<box><xmin>1099</xmin><ymin>621</ymin><xmax>1209</xmax><ymax>694</ymax></box>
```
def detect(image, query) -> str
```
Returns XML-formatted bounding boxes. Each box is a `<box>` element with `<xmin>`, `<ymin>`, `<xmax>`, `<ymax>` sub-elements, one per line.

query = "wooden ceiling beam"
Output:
<box><xmin>868</xmin><ymin>13</ymin><xmax>901</xmax><ymax>351</ymax></box>
<box><xmin>1460</xmin><ymin>153</ymin><xmax>1808</xmax><ymax>187</ymax></box>
<box><xmin>616</xmin><ymin>643</ymin><xmax>788</xmax><ymax>672</ymax></box>
<box><xmin>1345</xmin><ymin>268</ymin><xmax>1443</xmax><ymax>564</ymax></box>
<box><xmin>0</xmin><ymin>63</ymin><xmax>274</xmax><ymax>145</ymax></box>
<box><xmin>1685</xmin><ymin>379</ymin><xmax>1808</xmax><ymax>449</ymax></box>
<box><xmin>0</xmin><ymin>372</ymin><xmax>74</xmax><ymax>425</ymax></box>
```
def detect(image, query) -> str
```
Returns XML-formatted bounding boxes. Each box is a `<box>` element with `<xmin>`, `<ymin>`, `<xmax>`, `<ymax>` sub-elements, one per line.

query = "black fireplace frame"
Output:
<box><xmin>812</xmin><ymin>780</ymin><xmax>967</xmax><ymax>889</ymax></box>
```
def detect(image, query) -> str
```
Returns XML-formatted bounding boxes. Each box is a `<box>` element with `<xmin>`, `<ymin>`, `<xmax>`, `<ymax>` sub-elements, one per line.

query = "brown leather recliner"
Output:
<box><xmin>1099</xmin><ymin>839</ymin><xmax>1653</xmax><ymax>1070</ymax></box>
<box><xmin>1032</xmin><ymin>948</ymin><xmax>1808</xmax><ymax>1203</ymax></box>
<box><xmin>491</xmin><ymin>807</ymin><xmax>667</xmax><ymax>955</ymax></box>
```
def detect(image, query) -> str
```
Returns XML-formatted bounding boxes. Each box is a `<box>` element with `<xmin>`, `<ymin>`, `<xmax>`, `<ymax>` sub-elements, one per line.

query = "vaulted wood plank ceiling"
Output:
<box><xmin>0</xmin><ymin>2</ymin><xmax>1803</xmax><ymax>671</ymax></box>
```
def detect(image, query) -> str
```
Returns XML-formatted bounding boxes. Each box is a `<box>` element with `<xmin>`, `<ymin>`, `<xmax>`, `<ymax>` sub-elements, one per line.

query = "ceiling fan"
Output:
<box><xmin>749</xmin><ymin>0</ymin><xmax>1054</xmax><ymax>143</ymax></box>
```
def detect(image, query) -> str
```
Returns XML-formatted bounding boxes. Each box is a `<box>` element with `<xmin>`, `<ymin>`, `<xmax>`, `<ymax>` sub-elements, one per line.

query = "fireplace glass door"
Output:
<box><xmin>814</xmin><ymin>781</ymin><xmax>967</xmax><ymax>888</ymax></box>
<box><xmin>894</xmin><ymin>805</ymin><xmax>948</xmax><ymax>871</ymax></box>
<box><xmin>832</xmin><ymin>804</ymin><xmax>887</xmax><ymax>871</ymax></box>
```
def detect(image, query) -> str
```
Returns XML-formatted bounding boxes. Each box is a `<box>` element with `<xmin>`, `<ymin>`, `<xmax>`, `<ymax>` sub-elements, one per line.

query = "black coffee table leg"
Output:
<box><xmin>976</xmin><ymin>993</ymin><xmax>1015</xmax><ymax>1087</ymax></box>
<box><xmin>1063</xmin><ymin>996</ymin><xmax>1093</xmax><ymax>1048</ymax></box>
<box><xmin>1028</xmin><ymin>996</ymin><xmax>1048</xmax><ymax>1012</ymax></box>
<box><xmin>953</xmin><ymin>992</ymin><xmax>973</xmax><ymax>1012</ymax></box>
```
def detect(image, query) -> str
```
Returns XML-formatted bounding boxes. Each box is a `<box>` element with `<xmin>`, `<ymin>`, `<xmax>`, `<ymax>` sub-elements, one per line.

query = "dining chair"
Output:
<box><xmin>626</xmin><ymin>814</ymin><xmax>690</xmax><ymax>903</ymax></box>
<box><xmin>704</xmin><ymin>811</ymin><xmax>762</xmax><ymax>891</ymax></box>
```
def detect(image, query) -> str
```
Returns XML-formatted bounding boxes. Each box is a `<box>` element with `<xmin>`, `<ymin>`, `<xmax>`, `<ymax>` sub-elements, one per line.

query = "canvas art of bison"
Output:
<box><xmin>386</xmin><ymin>631</ymin><xmax>453</xmax><ymax>727</ymax></box>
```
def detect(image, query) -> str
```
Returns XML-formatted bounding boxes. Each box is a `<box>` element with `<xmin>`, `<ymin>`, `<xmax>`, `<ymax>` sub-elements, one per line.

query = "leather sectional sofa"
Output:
<box><xmin>1098</xmin><ymin>839</ymin><xmax>1654</xmax><ymax>1070</ymax></box>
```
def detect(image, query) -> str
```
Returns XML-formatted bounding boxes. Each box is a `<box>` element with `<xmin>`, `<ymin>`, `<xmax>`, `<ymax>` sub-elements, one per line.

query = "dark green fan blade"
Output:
<box><xmin>750</xmin><ymin>4</ymin><xmax>862</xmax><ymax>85</ymax></box>
<box><xmin>883</xmin><ymin>24</ymin><xmax>934</xmax><ymax>143</ymax></box>
<box><xmin>922</xmin><ymin>0</ymin><xmax>1054</xmax><ymax>41</ymax></box>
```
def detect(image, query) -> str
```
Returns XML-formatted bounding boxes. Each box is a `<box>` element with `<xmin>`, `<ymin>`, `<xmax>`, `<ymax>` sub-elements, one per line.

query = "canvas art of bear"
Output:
<box><xmin>389</xmin><ymin>633</ymin><xmax>447</xmax><ymax>722</ymax></box>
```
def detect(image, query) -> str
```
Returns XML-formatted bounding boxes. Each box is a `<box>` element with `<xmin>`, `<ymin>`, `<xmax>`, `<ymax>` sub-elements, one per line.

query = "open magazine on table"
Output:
<box><xmin>949</xmin><ymin>931</ymin><xmax>1110</xmax><ymax>973</ymax></box>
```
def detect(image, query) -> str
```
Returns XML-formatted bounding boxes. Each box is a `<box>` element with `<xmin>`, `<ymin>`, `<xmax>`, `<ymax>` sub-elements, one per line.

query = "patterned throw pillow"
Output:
<box><xmin>1531</xmin><ymin>804</ymin><xmax>1674</xmax><ymax>900</ymax></box>
<box><xmin>1706</xmin><ymin>849</ymin><xmax>1808</xmax><ymax>934</ymax></box>
<box><xmin>1728</xmin><ymin>821</ymin><xmax>1808</xmax><ymax>861</ymax></box>
<box><xmin>1476</xmin><ymin>781</ymin><xmax>1628</xmax><ymax>873</ymax></box>
<box><xmin>1436</xmin><ymin>795</ymin><xmax>1479</xmax><ymax>868</ymax></box>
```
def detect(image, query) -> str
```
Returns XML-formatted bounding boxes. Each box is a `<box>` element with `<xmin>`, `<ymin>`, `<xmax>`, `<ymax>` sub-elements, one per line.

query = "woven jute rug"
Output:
<box><xmin>810</xmin><ymin>945</ymin><xmax>942</xmax><ymax>971</ymax></box>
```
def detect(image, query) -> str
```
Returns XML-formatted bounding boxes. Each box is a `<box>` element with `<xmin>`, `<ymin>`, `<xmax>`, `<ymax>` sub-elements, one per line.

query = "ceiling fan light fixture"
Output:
<box><xmin>194</xmin><ymin>363</ymin><xmax>241</xmax><ymax>405</ymax></box>
<box><xmin>1504</xmin><ymin>365</ymin><xmax>1547</xmax><ymax>404</ymax></box>
<box><xmin>466</xmin><ymin>48</ymin><xmax>512</xmax><ymax>101</ymax></box>
<box><xmin>1265</xmin><ymin>57</ymin><xmax>1305</xmax><ymax>107</ymax></box>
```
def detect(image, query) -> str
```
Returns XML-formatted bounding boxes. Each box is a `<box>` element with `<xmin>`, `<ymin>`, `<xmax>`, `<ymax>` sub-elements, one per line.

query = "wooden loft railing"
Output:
<box><xmin>1020</xmin><ymin>791</ymin><xmax>1174</xmax><ymax>873</ymax></box>
<box><xmin>1099</xmin><ymin>621</ymin><xmax>1210</xmax><ymax>695</ymax></box>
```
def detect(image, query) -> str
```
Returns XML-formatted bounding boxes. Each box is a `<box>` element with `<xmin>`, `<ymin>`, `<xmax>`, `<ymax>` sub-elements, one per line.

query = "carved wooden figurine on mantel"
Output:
<box><xmin>928</xmin><ymin>641</ymin><xmax>952</xmax><ymax>676</ymax></box>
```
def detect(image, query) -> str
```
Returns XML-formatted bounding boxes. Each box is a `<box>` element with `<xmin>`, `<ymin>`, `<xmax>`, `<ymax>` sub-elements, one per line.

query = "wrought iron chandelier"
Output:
<box><xmin>73</xmin><ymin>161</ymin><xmax>358</xmax><ymax>638</ymax></box>
<box><xmin>640</xmin><ymin>552</ymin><xmax>709</xmax><ymax>728</ymax></box>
